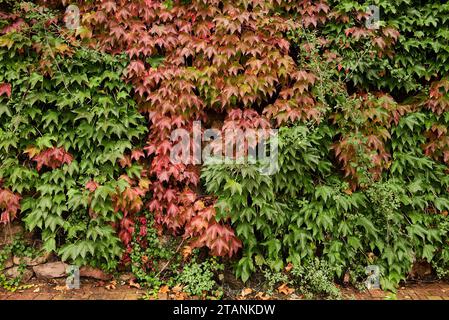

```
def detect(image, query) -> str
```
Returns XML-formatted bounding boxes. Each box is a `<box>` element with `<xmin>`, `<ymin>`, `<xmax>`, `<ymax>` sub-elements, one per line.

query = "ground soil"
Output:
<box><xmin>1</xmin><ymin>278</ymin><xmax>449</xmax><ymax>300</ymax></box>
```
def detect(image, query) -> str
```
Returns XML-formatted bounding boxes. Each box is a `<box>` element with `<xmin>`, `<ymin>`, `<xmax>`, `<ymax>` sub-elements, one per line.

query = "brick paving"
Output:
<box><xmin>341</xmin><ymin>282</ymin><xmax>449</xmax><ymax>300</ymax></box>
<box><xmin>1</xmin><ymin>278</ymin><xmax>449</xmax><ymax>300</ymax></box>
<box><xmin>0</xmin><ymin>278</ymin><xmax>147</xmax><ymax>301</ymax></box>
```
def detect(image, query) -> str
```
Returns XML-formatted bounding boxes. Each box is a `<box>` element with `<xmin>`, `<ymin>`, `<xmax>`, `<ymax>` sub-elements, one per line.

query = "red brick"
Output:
<box><xmin>368</xmin><ymin>289</ymin><xmax>385</xmax><ymax>298</ymax></box>
<box><xmin>33</xmin><ymin>294</ymin><xmax>55</xmax><ymax>300</ymax></box>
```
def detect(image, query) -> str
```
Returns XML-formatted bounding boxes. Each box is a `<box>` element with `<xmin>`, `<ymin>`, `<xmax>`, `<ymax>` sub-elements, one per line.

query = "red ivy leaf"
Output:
<box><xmin>86</xmin><ymin>180</ymin><xmax>99</xmax><ymax>192</ymax></box>
<box><xmin>31</xmin><ymin>147</ymin><xmax>73</xmax><ymax>171</ymax></box>
<box><xmin>0</xmin><ymin>83</ymin><xmax>11</xmax><ymax>98</ymax></box>
<box><xmin>0</xmin><ymin>188</ymin><xmax>21</xmax><ymax>224</ymax></box>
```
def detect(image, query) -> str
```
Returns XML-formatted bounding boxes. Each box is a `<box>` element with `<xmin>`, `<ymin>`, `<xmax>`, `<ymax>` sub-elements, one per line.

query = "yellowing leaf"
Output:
<box><xmin>0</xmin><ymin>37</ymin><xmax>14</xmax><ymax>49</ymax></box>
<box><xmin>24</xmin><ymin>146</ymin><xmax>40</xmax><ymax>158</ymax></box>
<box><xmin>76</xmin><ymin>26</ymin><xmax>92</xmax><ymax>39</ymax></box>
<box><xmin>138</xmin><ymin>178</ymin><xmax>151</xmax><ymax>190</ymax></box>
<box><xmin>55</xmin><ymin>44</ymin><xmax>71</xmax><ymax>55</ymax></box>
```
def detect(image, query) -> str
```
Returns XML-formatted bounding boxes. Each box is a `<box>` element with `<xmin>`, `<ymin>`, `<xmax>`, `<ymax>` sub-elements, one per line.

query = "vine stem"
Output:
<box><xmin>155</xmin><ymin>238</ymin><xmax>185</xmax><ymax>278</ymax></box>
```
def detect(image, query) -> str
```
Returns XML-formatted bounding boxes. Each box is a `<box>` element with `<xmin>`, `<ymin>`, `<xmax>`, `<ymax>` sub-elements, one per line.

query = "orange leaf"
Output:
<box><xmin>182</xmin><ymin>245</ymin><xmax>192</xmax><ymax>261</ymax></box>
<box><xmin>277</xmin><ymin>283</ymin><xmax>295</xmax><ymax>295</ymax></box>
<box><xmin>172</xmin><ymin>284</ymin><xmax>183</xmax><ymax>293</ymax></box>
<box><xmin>159</xmin><ymin>285</ymin><xmax>170</xmax><ymax>294</ymax></box>
<box><xmin>285</xmin><ymin>263</ymin><xmax>293</xmax><ymax>272</ymax></box>
<box><xmin>255</xmin><ymin>292</ymin><xmax>271</xmax><ymax>300</ymax></box>
<box><xmin>241</xmin><ymin>288</ymin><xmax>253</xmax><ymax>297</ymax></box>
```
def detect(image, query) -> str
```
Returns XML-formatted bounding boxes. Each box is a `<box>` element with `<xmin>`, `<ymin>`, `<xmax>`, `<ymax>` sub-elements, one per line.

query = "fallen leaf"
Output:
<box><xmin>159</xmin><ymin>285</ymin><xmax>170</xmax><ymax>294</ymax></box>
<box><xmin>172</xmin><ymin>284</ymin><xmax>183</xmax><ymax>293</ymax></box>
<box><xmin>33</xmin><ymin>287</ymin><xmax>40</xmax><ymax>293</ymax></box>
<box><xmin>129</xmin><ymin>279</ymin><xmax>141</xmax><ymax>289</ymax></box>
<box><xmin>175</xmin><ymin>292</ymin><xmax>187</xmax><ymax>300</ymax></box>
<box><xmin>158</xmin><ymin>292</ymin><xmax>168</xmax><ymax>300</ymax></box>
<box><xmin>255</xmin><ymin>291</ymin><xmax>271</xmax><ymax>300</ymax></box>
<box><xmin>214</xmin><ymin>290</ymin><xmax>223</xmax><ymax>298</ymax></box>
<box><xmin>54</xmin><ymin>285</ymin><xmax>68</xmax><ymax>291</ymax></box>
<box><xmin>277</xmin><ymin>283</ymin><xmax>295</xmax><ymax>295</ymax></box>
<box><xmin>241</xmin><ymin>288</ymin><xmax>253</xmax><ymax>297</ymax></box>
<box><xmin>106</xmin><ymin>280</ymin><xmax>117</xmax><ymax>290</ymax></box>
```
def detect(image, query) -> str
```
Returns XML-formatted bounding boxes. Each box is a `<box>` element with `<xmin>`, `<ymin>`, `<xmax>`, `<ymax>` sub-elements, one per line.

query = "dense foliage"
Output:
<box><xmin>0</xmin><ymin>3</ymin><xmax>147</xmax><ymax>270</ymax></box>
<box><xmin>1</xmin><ymin>0</ymin><xmax>449</xmax><ymax>293</ymax></box>
<box><xmin>324</xmin><ymin>0</ymin><xmax>449</xmax><ymax>93</ymax></box>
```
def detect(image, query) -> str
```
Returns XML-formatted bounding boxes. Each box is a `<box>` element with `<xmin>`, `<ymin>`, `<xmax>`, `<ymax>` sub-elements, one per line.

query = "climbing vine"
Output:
<box><xmin>0</xmin><ymin>3</ymin><xmax>147</xmax><ymax>270</ymax></box>
<box><xmin>1</xmin><ymin>0</ymin><xmax>449</xmax><ymax>293</ymax></box>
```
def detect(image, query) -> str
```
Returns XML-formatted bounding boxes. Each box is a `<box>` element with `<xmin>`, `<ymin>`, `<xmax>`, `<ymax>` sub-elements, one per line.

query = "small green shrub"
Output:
<box><xmin>0</xmin><ymin>235</ymin><xmax>35</xmax><ymax>291</ymax></box>
<box><xmin>176</xmin><ymin>258</ymin><xmax>224</xmax><ymax>297</ymax></box>
<box><xmin>291</xmin><ymin>259</ymin><xmax>341</xmax><ymax>300</ymax></box>
<box><xmin>263</xmin><ymin>269</ymin><xmax>290</xmax><ymax>295</ymax></box>
<box><xmin>262</xmin><ymin>259</ymin><xmax>341</xmax><ymax>299</ymax></box>
<box><xmin>130</xmin><ymin>213</ymin><xmax>177</xmax><ymax>288</ymax></box>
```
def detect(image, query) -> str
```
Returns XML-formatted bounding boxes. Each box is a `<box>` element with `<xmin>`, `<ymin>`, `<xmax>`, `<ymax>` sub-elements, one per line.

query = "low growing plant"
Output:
<box><xmin>0</xmin><ymin>235</ymin><xmax>35</xmax><ymax>291</ymax></box>
<box><xmin>290</xmin><ymin>259</ymin><xmax>341</xmax><ymax>300</ymax></box>
<box><xmin>176</xmin><ymin>258</ymin><xmax>224</xmax><ymax>298</ymax></box>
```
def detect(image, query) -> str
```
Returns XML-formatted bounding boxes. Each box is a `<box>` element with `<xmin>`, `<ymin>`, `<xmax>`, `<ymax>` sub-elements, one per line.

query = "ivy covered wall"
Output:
<box><xmin>1</xmin><ymin>0</ymin><xmax>449</xmax><ymax>292</ymax></box>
